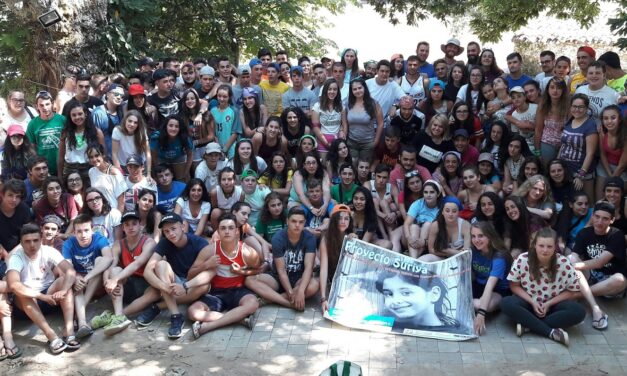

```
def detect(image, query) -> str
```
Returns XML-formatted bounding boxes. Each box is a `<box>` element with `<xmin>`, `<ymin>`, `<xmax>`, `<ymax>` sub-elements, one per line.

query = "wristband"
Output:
<box><xmin>477</xmin><ymin>308</ymin><xmax>487</xmax><ymax>316</ymax></box>
<box><xmin>183</xmin><ymin>282</ymin><xmax>189</xmax><ymax>294</ymax></box>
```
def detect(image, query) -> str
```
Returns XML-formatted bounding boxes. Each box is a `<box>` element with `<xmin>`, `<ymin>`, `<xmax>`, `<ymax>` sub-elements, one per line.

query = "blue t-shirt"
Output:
<box><xmin>155</xmin><ymin>233</ymin><xmax>208</xmax><ymax>278</ymax></box>
<box><xmin>271</xmin><ymin>228</ymin><xmax>317</xmax><ymax>279</ymax></box>
<box><xmin>505</xmin><ymin>74</ymin><xmax>533</xmax><ymax>89</ymax></box>
<box><xmin>471</xmin><ymin>248</ymin><xmax>510</xmax><ymax>291</ymax></box>
<box><xmin>302</xmin><ymin>201</ymin><xmax>335</xmax><ymax>229</ymax></box>
<box><xmin>157</xmin><ymin>181</ymin><xmax>186</xmax><ymax>213</ymax></box>
<box><xmin>407</xmin><ymin>198</ymin><xmax>439</xmax><ymax>224</ymax></box>
<box><xmin>419</xmin><ymin>63</ymin><xmax>435</xmax><ymax>78</ymax></box>
<box><xmin>62</xmin><ymin>233</ymin><xmax>109</xmax><ymax>274</ymax></box>
<box><xmin>210</xmin><ymin>106</ymin><xmax>242</xmax><ymax>159</ymax></box>
<box><xmin>149</xmin><ymin>132</ymin><xmax>193</xmax><ymax>163</ymax></box>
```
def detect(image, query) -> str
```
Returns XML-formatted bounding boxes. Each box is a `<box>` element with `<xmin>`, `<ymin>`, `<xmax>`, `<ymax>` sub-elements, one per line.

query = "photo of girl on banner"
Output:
<box><xmin>325</xmin><ymin>237</ymin><xmax>476</xmax><ymax>341</ymax></box>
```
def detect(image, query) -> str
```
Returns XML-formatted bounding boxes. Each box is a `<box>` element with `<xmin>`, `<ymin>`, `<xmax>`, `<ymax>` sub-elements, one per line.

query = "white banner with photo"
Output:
<box><xmin>324</xmin><ymin>238</ymin><xmax>476</xmax><ymax>341</ymax></box>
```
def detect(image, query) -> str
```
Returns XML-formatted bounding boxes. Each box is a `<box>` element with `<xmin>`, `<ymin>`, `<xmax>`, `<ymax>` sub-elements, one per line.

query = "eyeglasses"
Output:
<box><xmin>10</xmin><ymin>98</ymin><xmax>25</xmax><ymax>103</ymax></box>
<box><xmin>405</xmin><ymin>170</ymin><xmax>420</xmax><ymax>178</ymax></box>
<box><xmin>470</xmin><ymin>74</ymin><xmax>483</xmax><ymax>78</ymax></box>
<box><xmin>86</xmin><ymin>196</ymin><xmax>102</xmax><ymax>204</ymax></box>
<box><xmin>456</xmin><ymin>109</ymin><xmax>469</xmax><ymax>114</ymax></box>
<box><xmin>304</xmin><ymin>161</ymin><xmax>318</xmax><ymax>166</ymax></box>
<box><xmin>68</xmin><ymin>178</ymin><xmax>82</xmax><ymax>183</ymax></box>
<box><xmin>571</xmin><ymin>105</ymin><xmax>587</xmax><ymax>110</ymax></box>
<box><xmin>36</xmin><ymin>90</ymin><xmax>52</xmax><ymax>100</ymax></box>
<box><xmin>110</xmin><ymin>92</ymin><xmax>124</xmax><ymax>98</ymax></box>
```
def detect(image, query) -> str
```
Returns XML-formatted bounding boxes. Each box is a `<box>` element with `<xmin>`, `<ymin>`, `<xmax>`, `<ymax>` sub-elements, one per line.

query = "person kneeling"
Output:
<box><xmin>246</xmin><ymin>207</ymin><xmax>319</xmax><ymax>310</ymax></box>
<box><xmin>188</xmin><ymin>213</ymin><xmax>263</xmax><ymax>339</ymax></box>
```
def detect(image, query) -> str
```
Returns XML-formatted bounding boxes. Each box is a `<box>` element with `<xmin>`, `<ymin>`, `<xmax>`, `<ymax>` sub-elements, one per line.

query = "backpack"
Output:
<box><xmin>319</xmin><ymin>360</ymin><xmax>363</xmax><ymax>376</ymax></box>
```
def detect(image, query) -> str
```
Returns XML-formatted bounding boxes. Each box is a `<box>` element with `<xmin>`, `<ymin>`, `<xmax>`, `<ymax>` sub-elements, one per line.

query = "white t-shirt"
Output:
<box><xmin>112</xmin><ymin>126</ymin><xmax>147</xmax><ymax>166</ymax></box>
<box><xmin>7</xmin><ymin>245</ymin><xmax>65</xmax><ymax>292</ymax></box>
<box><xmin>124</xmin><ymin>176</ymin><xmax>158</xmax><ymax>212</ymax></box>
<box><xmin>225</xmin><ymin>156</ymin><xmax>267</xmax><ymax>175</ymax></box>
<box><xmin>366</xmin><ymin>78</ymin><xmax>405</xmax><ymax>125</ymax></box>
<box><xmin>64</xmin><ymin>131</ymin><xmax>90</xmax><ymax>164</ymax></box>
<box><xmin>575</xmin><ymin>84</ymin><xmax>620</xmax><ymax>125</ymax></box>
<box><xmin>511</xmin><ymin>103</ymin><xmax>538</xmax><ymax>152</ymax></box>
<box><xmin>175</xmin><ymin>198</ymin><xmax>211</xmax><ymax>232</ymax></box>
<box><xmin>89</xmin><ymin>167</ymin><xmax>127</xmax><ymax>210</ymax></box>
<box><xmin>195</xmin><ymin>159</ymin><xmax>226</xmax><ymax>192</ymax></box>
<box><xmin>456</xmin><ymin>84</ymin><xmax>479</xmax><ymax>109</ymax></box>
<box><xmin>312</xmin><ymin>102</ymin><xmax>342</xmax><ymax>135</ymax></box>
<box><xmin>92</xmin><ymin>209</ymin><xmax>122</xmax><ymax>245</ymax></box>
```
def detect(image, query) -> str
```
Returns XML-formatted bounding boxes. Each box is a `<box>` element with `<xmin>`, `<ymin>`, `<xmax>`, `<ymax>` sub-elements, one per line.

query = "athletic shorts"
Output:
<box><xmin>198</xmin><ymin>287</ymin><xmax>255</xmax><ymax>312</ymax></box>
<box><xmin>123</xmin><ymin>275</ymin><xmax>150</xmax><ymax>304</ymax></box>
<box><xmin>269</xmin><ymin>271</ymin><xmax>302</xmax><ymax>294</ymax></box>
<box><xmin>10</xmin><ymin>287</ymin><xmax>58</xmax><ymax>319</ymax></box>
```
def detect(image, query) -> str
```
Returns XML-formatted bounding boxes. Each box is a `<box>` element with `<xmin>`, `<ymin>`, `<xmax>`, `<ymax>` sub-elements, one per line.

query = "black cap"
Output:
<box><xmin>604</xmin><ymin>176</ymin><xmax>624</xmax><ymax>191</ymax></box>
<box><xmin>121</xmin><ymin>211</ymin><xmax>141</xmax><ymax>222</ymax></box>
<box><xmin>153</xmin><ymin>68</ymin><xmax>173</xmax><ymax>81</ymax></box>
<box><xmin>138</xmin><ymin>57</ymin><xmax>156</xmax><ymax>67</ymax></box>
<box><xmin>159</xmin><ymin>213</ymin><xmax>183</xmax><ymax>228</ymax></box>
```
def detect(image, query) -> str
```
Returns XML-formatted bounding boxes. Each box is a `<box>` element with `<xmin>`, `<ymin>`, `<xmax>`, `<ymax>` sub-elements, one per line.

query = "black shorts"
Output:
<box><xmin>198</xmin><ymin>287</ymin><xmax>255</xmax><ymax>312</ymax></box>
<box><xmin>269</xmin><ymin>271</ymin><xmax>302</xmax><ymax>294</ymax></box>
<box><xmin>10</xmin><ymin>286</ymin><xmax>58</xmax><ymax>320</ymax></box>
<box><xmin>472</xmin><ymin>280</ymin><xmax>511</xmax><ymax>299</ymax></box>
<box><xmin>123</xmin><ymin>275</ymin><xmax>150</xmax><ymax>304</ymax></box>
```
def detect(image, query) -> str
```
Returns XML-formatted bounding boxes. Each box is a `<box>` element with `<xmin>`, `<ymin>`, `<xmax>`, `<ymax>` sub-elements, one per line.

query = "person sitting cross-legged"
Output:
<box><xmin>188</xmin><ymin>213</ymin><xmax>264</xmax><ymax>339</ymax></box>
<box><xmin>246</xmin><ymin>206</ymin><xmax>319</xmax><ymax>310</ymax></box>
<box><xmin>62</xmin><ymin>214</ymin><xmax>114</xmax><ymax>339</ymax></box>
<box><xmin>7</xmin><ymin>224</ymin><xmax>78</xmax><ymax>354</ymax></box>
<box><xmin>90</xmin><ymin>211</ymin><xmax>158</xmax><ymax>335</ymax></box>
<box><xmin>135</xmin><ymin>213</ymin><xmax>215</xmax><ymax>339</ymax></box>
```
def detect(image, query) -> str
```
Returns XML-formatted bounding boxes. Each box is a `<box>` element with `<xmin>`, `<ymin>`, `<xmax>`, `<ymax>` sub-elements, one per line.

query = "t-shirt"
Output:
<box><xmin>112</xmin><ymin>126</ymin><xmax>147</xmax><ymax>166</ymax></box>
<box><xmin>24</xmin><ymin>179</ymin><xmax>44</xmax><ymax>207</ymax></box>
<box><xmin>390</xmin><ymin>164</ymin><xmax>432</xmax><ymax>192</ymax></box>
<box><xmin>607</xmin><ymin>74</ymin><xmax>627</xmax><ymax>93</ymax></box>
<box><xmin>147</xmin><ymin>92</ymin><xmax>180</xmax><ymax>126</ymax></box>
<box><xmin>282</xmin><ymin>87</ymin><xmax>318</xmax><ymax>113</ymax></box>
<box><xmin>155</xmin><ymin>233</ymin><xmax>208</xmax><ymax>278</ymax></box>
<box><xmin>26</xmin><ymin>114</ymin><xmax>65</xmax><ymax>176</ymax></box>
<box><xmin>471</xmin><ymin>249</ymin><xmax>510</xmax><ymax>291</ymax></box>
<box><xmin>271</xmin><ymin>228</ymin><xmax>317</xmax><ymax>280</ymax></box>
<box><xmin>33</xmin><ymin>193</ymin><xmax>78</xmax><ymax>231</ymax></box>
<box><xmin>460</xmin><ymin>145</ymin><xmax>480</xmax><ymax>167</ymax></box>
<box><xmin>124</xmin><ymin>176</ymin><xmax>158</xmax><ymax>212</ymax></box>
<box><xmin>149</xmin><ymin>131</ymin><xmax>193</xmax><ymax>163</ymax></box>
<box><xmin>91</xmin><ymin>105</ymin><xmax>123</xmax><ymax>158</ymax></box>
<box><xmin>210</xmin><ymin>106</ymin><xmax>242</xmax><ymax>159</ymax></box>
<box><xmin>0</xmin><ymin>202</ymin><xmax>31</xmax><ymax>251</ymax></box>
<box><xmin>508</xmin><ymin>252</ymin><xmax>580</xmax><ymax>304</ymax></box>
<box><xmin>390</xmin><ymin>114</ymin><xmax>423</xmax><ymax>145</ymax></box>
<box><xmin>505</xmin><ymin>74</ymin><xmax>533</xmax><ymax>89</ymax></box>
<box><xmin>260</xmin><ymin>80</ymin><xmax>289</xmax><ymax>116</ymax></box>
<box><xmin>419</xmin><ymin>63</ymin><xmax>435</xmax><ymax>78</ymax></box>
<box><xmin>510</xmin><ymin>103</ymin><xmax>538</xmax><ymax>153</ymax></box>
<box><xmin>312</xmin><ymin>102</ymin><xmax>341</xmax><ymax>135</ymax></box>
<box><xmin>412</xmin><ymin>131</ymin><xmax>455</xmax><ymax>172</ymax></box>
<box><xmin>558</xmin><ymin>117</ymin><xmax>598</xmax><ymax>172</ymax></box>
<box><xmin>195</xmin><ymin>160</ymin><xmax>226</xmax><ymax>192</ymax></box>
<box><xmin>407</xmin><ymin>198</ymin><xmax>439</xmax><ymax>224</ymax></box>
<box><xmin>7</xmin><ymin>245</ymin><xmax>65</xmax><ymax>292</ymax></box>
<box><xmin>573</xmin><ymin>226</ymin><xmax>626</xmax><ymax>277</ymax></box>
<box><xmin>244</xmin><ymin>186</ymin><xmax>270</xmax><ymax>226</ymax></box>
<box><xmin>256</xmin><ymin>217</ymin><xmax>286</xmax><ymax>243</ymax></box>
<box><xmin>175</xmin><ymin>198</ymin><xmax>211</xmax><ymax>232</ymax></box>
<box><xmin>157</xmin><ymin>181</ymin><xmax>186</xmax><ymax>213</ymax></box>
<box><xmin>302</xmin><ymin>201</ymin><xmax>335</xmax><ymax>229</ymax></box>
<box><xmin>331</xmin><ymin>184</ymin><xmax>358</xmax><ymax>205</ymax></box>
<box><xmin>62</xmin><ymin>233</ymin><xmax>109</xmax><ymax>274</ymax></box>
<box><xmin>92</xmin><ymin>209</ymin><xmax>122</xmax><ymax>245</ymax></box>
<box><xmin>89</xmin><ymin>167</ymin><xmax>127</xmax><ymax>211</ymax></box>
<box><xmin>374</xmin><ymin>144</ymin><xmax>400</xmax><ymax>169</ymax></box>
<box><xmin>366</xmin><ymin>78</ymin><xmax>405</xmax><ymax>125</ymax></box>
<box><xmin>575</xmin><ymin>85</ymin><xmax>620</xmax><ymax>123</ymax></box>
<box><xmin>62</xmin><ymin>96</ymin><xmax>103</xmax><ymax>115</ymax></box>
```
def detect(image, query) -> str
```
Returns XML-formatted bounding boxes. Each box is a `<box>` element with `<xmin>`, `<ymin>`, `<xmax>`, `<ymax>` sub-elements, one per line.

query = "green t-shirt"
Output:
<box><xmin>26</xmin><ymin>114</ymin><xmax>66</xmax><ymax>175</ymax></box>
<box><xmin>608</xmin><ymin>74</ymin><xmax>627</xmax><ymax>93</ymax></box>
<box><xmin>331</xmin><ymin>183</ymin><xmax>358</xmax><ymax>205</ymax></box>
<box><xmin>256</xmin><ymin>217</ymin><xmax>285</xmax><ymax>242</ymax></box>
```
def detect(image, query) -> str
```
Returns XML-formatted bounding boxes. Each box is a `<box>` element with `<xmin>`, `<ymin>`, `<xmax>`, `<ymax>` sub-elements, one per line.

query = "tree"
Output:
<box><xmin>608</xmin><ymin>0</ymin><xmax>627</xmax><ymax>49</ymax></box>
<box><xmin>366</xmin><ymin>0</ymin><xmax>605</xmax><ymax>44</ymax></box>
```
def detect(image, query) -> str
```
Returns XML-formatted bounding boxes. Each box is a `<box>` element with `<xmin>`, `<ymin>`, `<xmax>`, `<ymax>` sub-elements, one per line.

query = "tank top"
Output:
<box><xmin>347</xmin><ymin>107</ymin><xmax>374</xmax><ymax>141</ymax></box>
<box><xmin>400</xmin><ymin>75</ymin><xmax>426</xmax><ymax>104</ymax></box>
<box><xmin>216</xmin><ymin>185</ymin><xmax>243</xmax><ymax>210</ymax></box>
<box><xmin>213</xmin><ymin>240</ymin><xmax>246</xmax><ymax>289</ymax></box>
<box><xmin>258</xmin><ymin>133</ymin><xmax>281</xmax><ymax>163</ymax></box>
<box><xmin>120</xmin><ymin>235</ymin><xmax>149</xmax><ymax>277</ymax></box>
<box><xmin>369</xmin><ymin>180</ymin><xmax>392</xmax><ymax>202</ymax></box>
<box><xmin>449</xmin><ymin>218</ymin><xmax>465</xmax><ymax>249</ymax></box>
<box><xmin>601</xmin><ymin>133</ymin><xmax>622</xmax><ymax>166</ymax></box>
<box><xmin>541</xmin><ymin>117</ymin><xmax>564</xmax><ymax>146</ymax></box>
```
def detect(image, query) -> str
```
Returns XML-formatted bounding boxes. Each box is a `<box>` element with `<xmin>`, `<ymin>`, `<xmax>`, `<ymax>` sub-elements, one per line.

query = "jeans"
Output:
<box><xmin>500</xmin><ymin>295</ymin><xmax>585</xmax><ymax>337</ymax></box>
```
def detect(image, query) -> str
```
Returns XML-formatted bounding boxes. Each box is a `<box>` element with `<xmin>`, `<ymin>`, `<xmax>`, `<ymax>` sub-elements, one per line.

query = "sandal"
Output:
<box><xmin>191</xmin><ymin>321</ymin><xmax>202</xmax><ymax>340</ymax></box>
<box><xmin>76</xmin><ymin>324</ymin><xmax>93</xmax><ymax>339</ymax></box>
<box><xmin>63</xmin><ymin>335</ymin><xmax>81</xmax><ymax>351</ymax></box>
<box><xmin>48</xmin><ymin>338</ymin><xmax>67</xmax><ymax>355</ymax></box>
<box><xmin>592</xmin><ymin>313</ymin><xmax>609</xmax><ymax>331</ymax></box>
<box><xmin>0</xmin><ymin>342</ymin><xmax>7</xmax><ymax>361</ymax></box>
<box><xmin>6</xmin><ymin>344</ymin><xmax>22</xmax><ymax>359</ymax></box>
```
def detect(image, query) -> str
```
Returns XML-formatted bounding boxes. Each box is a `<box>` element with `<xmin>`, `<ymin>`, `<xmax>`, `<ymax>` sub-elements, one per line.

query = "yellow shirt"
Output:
<box><xmin>259</xmin><ymin>80</ymin><xmax>289</xmax><ymax>116</ymax></box>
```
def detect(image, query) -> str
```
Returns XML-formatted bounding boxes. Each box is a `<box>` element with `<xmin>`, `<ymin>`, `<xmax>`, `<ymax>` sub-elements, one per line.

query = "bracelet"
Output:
<box><xmin>320</xmin><ymin>297</ymin><xmax>327</xmax><ymax>303</ymax></box>
<box><xmin>477</xmin><ymin>309</ymin><xmax>487</xmax><ymax>316</ymax></box>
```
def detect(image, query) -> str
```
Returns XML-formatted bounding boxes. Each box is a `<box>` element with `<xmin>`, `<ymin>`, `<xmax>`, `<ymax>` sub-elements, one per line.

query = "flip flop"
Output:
<box><xmin>48</xmin><ymin>338</ymin><xmax>67</xmax><ymax>355</ymax></box>
<box><xmin>6</xmin><ymin>344</ymin><xmax>22</xmax><ymax>359</ymax></box>
<box><xmin>76</xmin><ymin>324</ymin><xmax>93</xmax><ymax>339</ymax></box>
<box><xmin>192</xmin><ymin>321</ymin><xmax>201</xmax><ymax>340</ymax></box>
<box><xmin>0</xmin><ymin>345</ymin><xmax>7</xmax><ymax>361</ymax></box>
<box><xmin>592</xmin><ymin>313</ymin><xmax>609</xmax><ymax>331</ymax></box>
<box><xmin>63</xmin><ymin>335</ymin><xmax>81</xmax><ymax>351</ymax></box>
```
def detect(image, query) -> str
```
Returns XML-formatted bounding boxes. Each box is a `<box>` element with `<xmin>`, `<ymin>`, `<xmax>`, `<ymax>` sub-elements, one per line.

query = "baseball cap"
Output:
<box><xmin>604</xmin><ymin>176</ymin><xmax>624</xmax><ymax>191</ymax></box>
<box><xmin>42</xmin><ymin>214</ymin><xmax>64</xmax><ymax>228</ymax></box>
<box><xmin>107</xmin><ymin>83</ymin><xmax>123</xmax><ymax>93</ymax></box>
<box><xmin>7</xmin><ymin>124</ymin><xmax>25</xmax><ymax>137</ymax></box>
<box><xmin>577</xmin><ymin>46</ymin><xmax>596</xmax><ymax>59</ymax></box>
<box><xmin>199</xmin><ymin>66</ymin><xmax>215</xmax><ymax>77</ymax></box>
<box><xmin>125</xmin><ymin>154</ymin><xmax>143</xmax><ymax>166</ymax></box>
<box><xmin>331</xmin><ymin>204</ymin><xmax>352</xmax><ymax>216</ymax></box>
<box><xmin>429</xmin><ymin>79</ymin><xmax>447</xmax><ymax>91</ymax></box>
<box><xmin>128</xmin><ymin>84</ymin><xmax>145</xmax><ymax>96</ymax></box>
<box><xmin>121</xmin><ymin>210</ymin><xmax>141</xmax><ymax>222</ymax></box>
<box><xmin>249</xmin><ymin>58</ymin><xmax>262</xmax><ymax>67</ymax></box>
<box><xmin>509</xmin><ymin>86</ymin><xmax>525</xmax><ymax>94</ymax></box>
<box><xmin>159</xmin><ymin>213</ymin><xmax>183</xmax><ymax>228</ymax></box>
<box><xmin>242</xmin><ymin>87</ymin><xmax>258</xmax><ymax>99</ymax></box>
<box><xmin>453</xmin><ymin>129</ymin><xmax>469</xmax><ymax>139</ymax></box>
<box><xmin>593</xmin><ymin>201</ymin><xmax>615</xmax><ymax>217</ymax></box>
<box><xmin>238</xmin><ymin>64</ymin><xmax>251</xmax><ymax>75</ymax></box>
<box><xmin>203</xmin><ymin>142</ymin><xmax>222</xmax><ymax>155</ymax></box>
<box><xmin>241</xmin><ymin>169</ymin><xmax>258</xmax><ymax>179</ymax></box>
<box><xmin>478</xmin><ymin>152</ymin><xmax>494</xmax><ymax>163</ymax></box>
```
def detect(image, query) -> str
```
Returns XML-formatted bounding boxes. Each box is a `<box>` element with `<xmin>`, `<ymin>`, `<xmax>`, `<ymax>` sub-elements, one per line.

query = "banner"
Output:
<box><xmin>324</xmin><ymin>238</ymin><xmax>476</xmax><ymax>341</ymax></box>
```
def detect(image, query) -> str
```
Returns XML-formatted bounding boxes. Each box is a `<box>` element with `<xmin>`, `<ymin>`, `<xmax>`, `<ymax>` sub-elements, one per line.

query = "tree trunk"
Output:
<box><xmin>4</xmin><ymin>0</ymin><xmax>108</xmax><ymax>95</ymax></box>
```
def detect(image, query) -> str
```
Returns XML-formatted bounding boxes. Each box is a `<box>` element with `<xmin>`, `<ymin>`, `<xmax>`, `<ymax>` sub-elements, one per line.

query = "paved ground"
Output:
<box><xmin>1</xmin><ymin>295</ymin><xmax>627</xmax><ymax>375</ymax></box>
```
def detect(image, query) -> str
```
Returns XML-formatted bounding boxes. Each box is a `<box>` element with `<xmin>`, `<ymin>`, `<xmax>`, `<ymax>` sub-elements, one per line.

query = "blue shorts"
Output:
<box><xmin>198</xmin><ymin>287</ymin><xmax>255</xmax><ymax>312</ymax></box>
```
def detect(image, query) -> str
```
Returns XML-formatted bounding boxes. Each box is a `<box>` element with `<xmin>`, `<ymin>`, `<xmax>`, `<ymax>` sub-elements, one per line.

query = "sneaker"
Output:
<box><xmin>136</xmin><ymin>304</ymin><xmax>161</xmax><ymax>327</ymax></box>
<box><xmin>550</xmin><ymin>328</ymin><xmax>569</xmax><ymax>347</ymax></box>
<box><xmin>91</xmin><ymin>310</ymin><xmax>113</xmax><ymax>329</ymax></box>
<box><xmin>516</xmin><ymin>324</ymin><xmax>530</xmax><ymax>337</ymax></box>
<box><xmin>243</xmin><ymin>310</ymin><xmax>260</xmax><ymax>330</ymax></box>
<box><xmin>104</xmin><ymin>315</ymin><xmax>132</xmax><ymax>336</ymax></box>
<box><xmin>168</xmin><ymin>314</ymin><xmax>185</xmax><ymax>339</ymax></box>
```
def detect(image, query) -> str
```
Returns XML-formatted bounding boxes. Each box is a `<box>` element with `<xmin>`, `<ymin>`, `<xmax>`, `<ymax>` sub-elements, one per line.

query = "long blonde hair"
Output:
<box><xmin>515</xmin><ymin>174</ymin><xmax>554</xmax><ymax>207</ymax></box>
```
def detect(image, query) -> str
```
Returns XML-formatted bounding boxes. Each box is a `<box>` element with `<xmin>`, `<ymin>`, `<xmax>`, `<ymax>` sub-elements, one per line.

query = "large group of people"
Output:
<box><xmin>0</xmin><ymin>37</ymin><xmax>626</xmax><ymax>357</ymax></box>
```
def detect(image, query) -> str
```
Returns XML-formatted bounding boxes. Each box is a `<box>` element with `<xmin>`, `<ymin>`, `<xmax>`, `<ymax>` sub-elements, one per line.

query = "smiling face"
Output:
<box><xmin>602</xmin><ymin>108</ymin><xmax>621</xmax><ymax>132</ymax></box>
<box><xmin>471</xmin><ymin>226</ymin><xmax>489</xmax><ymax>251</ymax></box>
<box><xmin>382</xmin><ymin>275</ymin><xmax>433</xmax><ymax>319</ymax></box>
<box><xmin>455</xmin><ymin>105</ymin><xmax>469</xmax><ymax>121</ymax></box>
<box><xmin>462</xmin><ymin>169</ymin><xmax>479</xmax><ymax>189</ymax></box>
<box><xmin>549</xmin><ymin>162</ymin><xmax>564</xmax><ymax>184</ymax></box>
<box><xmin>352</xmin><ymin>191</ymin><xmax>366</xmax><ymax>211</ymax></box>
<box><xmin>570</xmin><ymin>195</ymin><xmax>589</xmax><ymax>217</ymax></box>
<box><xmin>125</xmin><ymin>114</ymin><xmax>139</xmax><ymax>134</ymax></box>
<box><xmin>185</xmin><ymin>92</ymin><xmax>197</xmax><ymax>109</ymax></box>
<box><xmin>479</xmin><ymin>196</ymin><xmax>496</xmax><ymax>218</ymax></box>
<box><xmin>66</xmin><ymin>173</ymin><xmax>83</xmax><ymax>193</ymax></box>
<box><xmin>350</xmin><ymin>81</ymin><xmax>365</xmax><ymax>98</ymax></box>
<box><xmin>504</xmin><ymin>199</ymin><xmax>520</xmax><ymax>221</ymax></box>
<box><xmin>46</xmin><ymin>181</ymin><xmax>62</xmax><ymax>202</ymax></box>
<box><xmin>586</xmin><ymin>66</ymin><xmax>605</xmax><ymax>89</ymax></box>
<box><xmin>189</xmin><ymin>183</ymin><xmax>204</xmax><ymax>202</ymax></box>
<box><xmin>238</xmin><ymin>142</ymin><xmax>252</xmax><ymax>161</ymax></box>
<box><xmin>340</xmin><ymin>167</ymin><xmax>355</xmax><ymax>186</ymax></box>
<box><xmin>166</xmin><ymin>119</ymin><xmax>180</xmax><ymax>138</ymax></box>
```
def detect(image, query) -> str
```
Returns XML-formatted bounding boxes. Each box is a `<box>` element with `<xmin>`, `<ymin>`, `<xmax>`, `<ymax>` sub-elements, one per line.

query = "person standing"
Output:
<box><xmin>26</xmin><ymin>91</ymin><xmax>65</xmax><ymax>176</ymax></box>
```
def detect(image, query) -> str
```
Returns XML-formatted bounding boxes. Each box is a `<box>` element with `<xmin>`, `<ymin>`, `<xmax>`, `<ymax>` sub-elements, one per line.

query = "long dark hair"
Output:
<box><xmin>448</xmin><ymin>61</ymin><xmax>468</xmax><ymax>86</ymax></box>
<box><xmin>298</xmin><ymin>151</ymin><xmax>324</xmax><ymax>180</ymax></box>
<box><xmin>501</xmin><ymin>134</ymin><xmax>532</xmax><ymax>172</ymax></box>
<box><xmin>63</xmin><ymin>101</ymin><xmax>100</xmax><ymax>150</ymax></box>
<box><xmin>259</xmin><ymin>191</ymin><xmax>286</xmax><ymax>224</ymax></box>
<box><xmin>517</xmin><ymin>156</ymin><xmax>543</xmax><ymax>186</ymax></box>
<box><xmin>82</xmin><ymin>187</ymin><xmax>112</xmax><ymax>216</ymax></box>
<box><xmin>280</xmin><ymin>106</ymin><xmax>310</xmax><ymax>135</ymax></box>
<box><xmin>243</xmin><ymin>94</ymin><xmax>262</xmax><ymax>131</ymax></box>
<box><xmin>260</xmin><ymin>151</ymin><xmax>289</xmax><ymax>189</ymax></box>
<box><xmin>340</xmin><ymin>48</ymin><xmax>359</xmax><ymax>80</ymax></box>
<box><xmin>323</xmin><ymin>210</ymin><xmax>353</xmax><ymax>280</ymax></box>
<box><xmin>402</xmin><ymin>171</ymin><xmax>424</xmax><ymax>209</ymax></box>
<box><xmin>451</xmin><ymin>102</ymin><xmax>476</xmax><ymax>140</ymax></box>
<box><xmin>178</xmin><ymin>89</ymin><xmax>201</xmax><ymax>124</ymax></box>
<box><xmin>481</xmin><ymin>121</ymin><xmax>511</xmax><ymax>156</ymax></box>
<box><xmin>352</xmin><ymin>186</ymin><xmax>377</xmax><ymax>233</ymax></box>
<box><xmin>348</xmin><ymin>77</ymin><xmax>376</xmax><ymax>119</ymax></box>
<box><xmin>319</xmin><ymin>78</ymin><xmax>343</xmax><ymax>113</ymax></box>
<box><xmin>601</xmin><ymin>104</ymin><xmax>626</xmax><ymax>150</ymax></box>
<box><xmin>2</xmin><ymin>128</ymin><xmax>34</xmax><ymax>173</ymax></box>
<box><xmin>181</xmin><ymin>178</ymin><xmax>210</xmax><ymax>203</ymax></box>
<box><xmin>538</xmin><ymin>77</ymin><xmax>570</xmax><ymax>120</ymax></box>
<box><xmin>504</xmin><ymin>195</ymin><xmax>531</xmax><ymax>252</ymax></box>
<box><xmin>135</xmin><ymin>188</ymin><xmax>158</xmax><ymax>233</ymax></box>
<box><xmin>471</xmin><ymin>221</ymin><xmax>512</xmax><ymax>266</ymax></box>
<box><xmin>433</xmin><ymin>200</ymin><xmax>460</xmax><ymax>253</ymax></box>
<box><xmin>326</xmin><ymin>138</ymin><xmax>352</xmax><ymax>176</ymax></box>
<box><xmin>473</xmin><ymin>192</ymin><xmax>506</xmax><ymax>235</ymax></box>
<box><xmin>120</xmin><ymin>109</ymin><xmax>148</xmax><ymax>154</ymax></box>
<box><xmin>528</xmin><ymin>227</ymin><xmax>558</xmax><ymax>282</ymax></box>
<box><xmin>232</xmin><ymin>138</ymin><xmax>258</xmax><ymax>175</ymax></box>
<box><xmin>158</xmin><ymin>115</ymin><xmax>190</xmax><ymax>151</ymax></box>
<box><xmin>465</xmin><ymin>66</ymin><xmax>486</xmax><ymax>113</ymax></box>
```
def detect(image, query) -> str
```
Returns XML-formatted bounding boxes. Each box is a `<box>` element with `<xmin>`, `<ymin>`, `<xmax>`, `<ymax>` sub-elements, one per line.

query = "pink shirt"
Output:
<box><xmin>390</xmin><ymin>163</ymin><xmax>432</xmax><ymax>192</ymax></box>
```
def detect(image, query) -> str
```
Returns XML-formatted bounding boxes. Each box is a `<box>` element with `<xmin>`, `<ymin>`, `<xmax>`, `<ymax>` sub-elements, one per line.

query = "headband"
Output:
<box><xmin>424</xmin><ymin>179</ymin><xmax>443</xmax><ymax>197</ymax></box>
<box><xmin>442</xmin><ymin>196</ymin><xmax>463</xmax><ymax>211</ymax></box>
<box><xmin>299</xmin><ymin>134</ymin><xmax>318</xmax><ymax>148</ymax></box>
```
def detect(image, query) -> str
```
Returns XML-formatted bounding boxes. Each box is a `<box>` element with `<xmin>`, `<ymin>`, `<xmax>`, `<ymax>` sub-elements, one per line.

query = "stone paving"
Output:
<box><xmin>1</xmin><ymin>295</ymin><xmax>627</xmax><ymax>375</ymax></box>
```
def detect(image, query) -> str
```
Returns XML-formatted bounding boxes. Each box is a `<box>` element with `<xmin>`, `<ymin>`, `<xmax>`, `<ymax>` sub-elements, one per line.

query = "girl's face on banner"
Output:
<box><xmin>382</xmin><ymin>276</ymin><xmax>432</xmax><ymax>319</ymax></box>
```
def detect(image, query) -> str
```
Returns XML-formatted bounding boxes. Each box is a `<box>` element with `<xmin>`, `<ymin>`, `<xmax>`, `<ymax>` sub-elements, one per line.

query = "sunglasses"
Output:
<box><xmin>405</xmin><ymin>170</ymin><xmax>420</xmax><ymax>178</ymax></box>
<box><xmin>36</xmin><ymin>90</ymin><xmax>52</xmax><ymax>100</ymax></box>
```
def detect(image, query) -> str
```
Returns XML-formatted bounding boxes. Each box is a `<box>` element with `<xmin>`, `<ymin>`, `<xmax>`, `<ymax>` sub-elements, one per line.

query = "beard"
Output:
<box><xmin>467</xmin><ymin>56</ymin><xmax>479</xmax><ymax>65</ymax></box>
